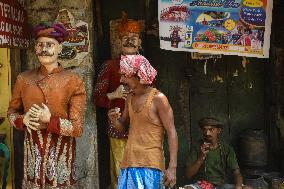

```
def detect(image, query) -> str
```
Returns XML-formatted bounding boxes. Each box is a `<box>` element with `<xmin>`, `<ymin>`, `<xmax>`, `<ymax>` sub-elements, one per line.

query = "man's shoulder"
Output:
<box><xmin>152</xmin><ymin>91</ymin><xmax>168</xmax><ymax>110</ymax></box>
<box><xmin>220</xmin><ymin>142</ymin><xmax>233</xmax><ymax>148</ymax></box>
<box><xmin>60</xmin><ymin>70</ymin><xmax>84</xmax><ymax>83</ymax></box>
<box><xmin>97</xmin><ymin>59</ymin><xmax>119</xmax><ymax>75</ymax></box>
<box><xmin>17</xmin><ymin>68</ymin><xmax>38</xmax><ymax>80</ymax></box>
<box><xmin>19</xmin><ymin>69</ymin><xmax>37</xmax><ymax>76</ymax></box>
<box><xmin>102</xmin><ymin>59</ymin><xmax>119</xmax><ymax>68</ymax></box>
<box><xmin>220</xmin><ymin>142</ymin><xmax>236</xmax><ymax>154</ymax></box>
<box><xmin>105</xmin><ymin>59</ymin><xmax>119</xmax><ymax>64</ymax></box>
<box><xmin>151</xmin><ymin>89</ymin><xmax>173</xmax><ymax>118</ymax></box>
<box><xmin>152</xmin><ymin>89</ymin><xmax>168</xmax><ymax>103</ymax></box>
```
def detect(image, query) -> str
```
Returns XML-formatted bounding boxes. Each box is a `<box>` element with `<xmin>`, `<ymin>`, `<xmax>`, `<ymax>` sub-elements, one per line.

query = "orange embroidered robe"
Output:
<box><xmin>7</xmin><ymin>66</ymin><xmax>86</xmax><ymax>188</ymax></box>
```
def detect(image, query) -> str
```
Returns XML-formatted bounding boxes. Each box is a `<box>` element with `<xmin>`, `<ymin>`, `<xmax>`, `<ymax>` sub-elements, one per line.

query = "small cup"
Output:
<box><xmin>114</xmin><ymin>107</ymin><xmax>120</xmax><ymax>113</ymax></box>
<box><xmin>122</xmin><ymin>85</ymin><xmax>131</xmax><ymax>93</ymax></box>
<box><xmin>121</xmin><ymin>85</ymin><xmax>125</xmax><ymax>91</ymax></box>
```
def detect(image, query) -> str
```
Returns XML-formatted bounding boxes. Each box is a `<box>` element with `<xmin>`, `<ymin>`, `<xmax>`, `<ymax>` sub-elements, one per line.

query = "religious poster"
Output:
<box><xmin>55</xmin><ymin>9</ymin><xmax>90</xmax><ymax>68</ymax></box>
<box><xmin>0</xmin><ymin>0</ymin><xmax>30</xmax><ymax>48</ymax></box>
<box><xmin>159</xmin><ymin>0</ymin><xmax>273</xmax><ymax>58</ymax></box>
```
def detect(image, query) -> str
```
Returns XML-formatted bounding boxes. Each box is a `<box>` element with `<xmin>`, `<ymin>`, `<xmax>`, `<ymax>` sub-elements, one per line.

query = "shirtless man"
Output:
<box><xmin>93</xmin><ymin>12</ymin><xmax>142</xmax><ymax>189</ymax></box>
<box><xmin>108</xmin><ymin>54</ymin><xmax>178</xmax><ymax>188</ymax></box>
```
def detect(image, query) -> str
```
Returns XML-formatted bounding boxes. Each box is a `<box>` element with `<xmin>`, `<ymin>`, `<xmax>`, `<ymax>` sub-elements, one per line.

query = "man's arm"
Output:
<box><xmin>93</xmin><ymin>61</ymin><xmax>113</xmax><ymax>108</ymax></box>
<box><xmin>185</xmin><ymin>142</ymin><xmax>209</xmax><ymax>179</ymax></box>
<box><xmin>45</xmin><ymin>80</ymin><xmax>87</xmax><ymax>137</ymax></box>
<box><xmin>233</xmin><ymin>168</ymin><xmax>243</xmax><ymax>189</ymax></box>
<box><xmin>108</xmin><ymin>95</ymin><xmax>130</xmax><ymax>132</ymax></box>
<box><xmin>226</xmin><ymin>145</ymin><xmax>243</xmax><ymax>189</ymax></box>
<box><xmin>7</xmin><ymin>75</ymin><xmax>26</xmax><ymax>130</ymax></box>
<box><xmin>185</xmin><ymin>157</ymin><xmax>205</xmax><ymax>179</ymax></box>
<box><xmin>154</xmin><ymin>93</ymin><xmax>178</xmax><ymax>187</ymax></box>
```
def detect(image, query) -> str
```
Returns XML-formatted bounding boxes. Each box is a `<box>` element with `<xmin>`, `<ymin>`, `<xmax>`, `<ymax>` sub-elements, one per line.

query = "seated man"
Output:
<box><xmin>185</xmin><ymin>117</ymin><xmax>243</xmax><ymax>189</ymax></box>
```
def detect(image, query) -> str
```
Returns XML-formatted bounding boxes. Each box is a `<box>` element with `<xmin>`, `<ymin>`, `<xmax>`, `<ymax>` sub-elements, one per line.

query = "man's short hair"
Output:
<box><xmin>198</xmin><ymin>117</ymin><xmax>223</xmax><ymax>128</ymax></box>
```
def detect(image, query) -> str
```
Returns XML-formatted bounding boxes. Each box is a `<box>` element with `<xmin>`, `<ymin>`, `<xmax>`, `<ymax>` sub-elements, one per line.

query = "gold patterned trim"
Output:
<box><xmin>59</xmin><ymin>118</ymin><xmax>73</xmax><ymax>136</ymax></box>
<box><xmin>8</xmin><ymin>113</ymin><xmax>19</xmax><ymax>127</ymax></box>
<box><xmin>34</xmin><ymin>144</ymin><xmax>42</xmax><ymax>180</ymax></box>
<box><xmin>57</xmin><ymin>143</ymin><xmax>69</xmax><ymax>184</ymax></box>
<box><xmin>22</xmin><ymin>179</ymin><xmax>78</xmax><ymax>189</ymax></box>
<box><xmin>67</xmin><ymin>138</ymin><xmax>73</xmax><ymax>185</ymax></box>
<box><xmin>53</xmin><ymin>136</ymin><xmax>62</xmax><ymax>187</ymax></box>
<box><xmin>28</xmin><ymin>134</ymin><xmax>36</xmax><ymax>180</ymax></box>
<box><xmin>37</xmin><ymin>131</ymin><xmax>44</xmax><ymax>148</ymax></box>
<box><xmin>42</xmin><ymin>133</ymin><xmax>52</xmax><ymax>187</ymax></box>
<box><xmin>23</xmin><ymin>133</ymin><xmax>28</xmax><ymax>181</ymax></box>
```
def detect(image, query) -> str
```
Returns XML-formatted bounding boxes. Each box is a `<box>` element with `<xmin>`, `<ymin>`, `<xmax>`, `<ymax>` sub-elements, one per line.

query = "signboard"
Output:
<box><xmin>159</xmin><ymin>0</ymin><xmax>273</xmax><ymax>58</ymax></box>
<box><xmin>0</xmin><ymin>0</ymin><xmax>30</xmax><ymax>48</ymax></box>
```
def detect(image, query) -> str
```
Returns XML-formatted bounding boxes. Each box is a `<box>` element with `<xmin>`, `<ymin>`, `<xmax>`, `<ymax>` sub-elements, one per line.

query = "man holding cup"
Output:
<box><xmin>185</xmin><ymin>117</ymin><xmax>243</xmax><ymax>189</ymax></box>
<box><xmin>93</xmin><ymin>12</ymin><xmax>143</xmax><ymax>189</ymax></box>
<box><xmin>108</xmin><ymin>54</ymin><xmax>178</xmax><ymax>189</ymax></box>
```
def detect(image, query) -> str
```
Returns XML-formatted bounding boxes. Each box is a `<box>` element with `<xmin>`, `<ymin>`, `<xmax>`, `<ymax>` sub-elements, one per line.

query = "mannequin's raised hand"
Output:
<box><xmin>107</xmin><ymin>85</ymin><xmax>129</xmax><ymax>100</ymax></box>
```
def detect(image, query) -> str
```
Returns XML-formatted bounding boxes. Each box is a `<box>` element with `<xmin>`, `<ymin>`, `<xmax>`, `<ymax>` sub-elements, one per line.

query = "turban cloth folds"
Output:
<box><xmin>32</xmin><ymin>23</ymin><xmax>68</xmax><ymax>43</ymax></box>
<box><xmin>120</xmin><ymin>55</ymin><xmax>157</xmax><ymax>85</ymax></box>
<box><xmin>117</xmin><ymin>11</ymin><xmax>142</xmax><ymax>37</ymax></box>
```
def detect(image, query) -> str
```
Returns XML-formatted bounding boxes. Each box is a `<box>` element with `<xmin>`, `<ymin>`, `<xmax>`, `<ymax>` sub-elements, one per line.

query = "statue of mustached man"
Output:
<box><xmin>8</xmin><ymin>22</ymin><xmax>86</xmax><ymax>189</ymax></box>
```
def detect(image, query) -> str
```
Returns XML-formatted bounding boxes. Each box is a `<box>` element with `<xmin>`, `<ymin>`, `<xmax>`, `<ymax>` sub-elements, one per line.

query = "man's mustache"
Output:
<box><xmin>36</xmin><ymin>51</ymin><xmax>54</xmax><ymax>57</ymax></box>
<box><xmin>204</xmin><ymin>136</ymin><xmax>212</xmax><ymax>141</ymax></box>
<box><xmin>123</xmin><ymin>41</ymin><xmax>138</xmax><ymax>48</ymax></box>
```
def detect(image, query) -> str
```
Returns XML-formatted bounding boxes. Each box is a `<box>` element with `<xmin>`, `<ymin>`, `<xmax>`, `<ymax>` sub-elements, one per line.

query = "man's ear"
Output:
<box><xmin>138</xmin><ymin>38</ymin><xmax>142</xmax><ymax>47</ymax></box>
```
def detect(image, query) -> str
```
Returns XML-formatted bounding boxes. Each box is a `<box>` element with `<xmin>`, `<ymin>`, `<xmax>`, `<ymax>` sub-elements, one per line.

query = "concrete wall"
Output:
<box><xmin>25</xmin><ymin>0</ymin><xmax>98</xmax><ymax>188</ymax></box>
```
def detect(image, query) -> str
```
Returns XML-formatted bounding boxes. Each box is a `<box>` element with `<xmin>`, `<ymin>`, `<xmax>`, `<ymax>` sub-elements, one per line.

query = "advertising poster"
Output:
<box><xmin>159</xmin><ymin>0</ymin><xmax>273</xmax><ymax>58</ymax></box>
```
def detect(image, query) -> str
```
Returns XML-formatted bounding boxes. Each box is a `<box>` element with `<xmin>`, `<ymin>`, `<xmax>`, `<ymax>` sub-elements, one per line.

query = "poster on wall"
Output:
<box><xmin>55</xmin><ymin>9</ymin><xmax>90</xmax><ymax>68</ymax></box>
<box><xmin>0</xmin><ymin>0</ymin><xmax>30</xmax><ymax>48</ymax></box>
<box><xmin>159</xmin><ymin>0</ymin><xmax>273</xmax><ymax>58</ymax></box>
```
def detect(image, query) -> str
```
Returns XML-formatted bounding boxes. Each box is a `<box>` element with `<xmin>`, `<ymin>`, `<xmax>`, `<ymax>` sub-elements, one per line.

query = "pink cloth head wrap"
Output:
<box><xmin>120</xmin><ymin>55</ymin><xmax>157</xmax><ymax>85</ymax></box>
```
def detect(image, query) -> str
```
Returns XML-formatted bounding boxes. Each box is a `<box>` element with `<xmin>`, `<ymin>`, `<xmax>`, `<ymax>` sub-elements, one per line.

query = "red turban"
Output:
<box><xmin>32</xmin><ymin>23</ymin><xmax>68</xmax><ymax>43</ymax></box>
<box><xmin>117</xmin><ymin>12</ymin><xmax>142</xmax><ymax>37</ymax></box>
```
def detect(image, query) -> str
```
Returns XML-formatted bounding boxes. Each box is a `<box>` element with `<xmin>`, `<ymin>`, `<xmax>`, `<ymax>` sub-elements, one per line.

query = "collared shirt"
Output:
<box><xmin>8</xmin><ymin>65</ymin><xmax>86</xmax><ymax>188</ymax></box>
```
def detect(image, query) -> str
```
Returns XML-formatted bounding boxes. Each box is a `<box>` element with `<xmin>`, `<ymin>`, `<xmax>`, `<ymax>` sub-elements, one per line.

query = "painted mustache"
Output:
<box><xmin>36</xmin><ymin>51</ymin><xmax>54</xmax><ymax>57</ymax></box>
<box><xmin>123</xmin><ymin>41</ymin><xmax>138</xmax><ymax>48</ymax></box>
